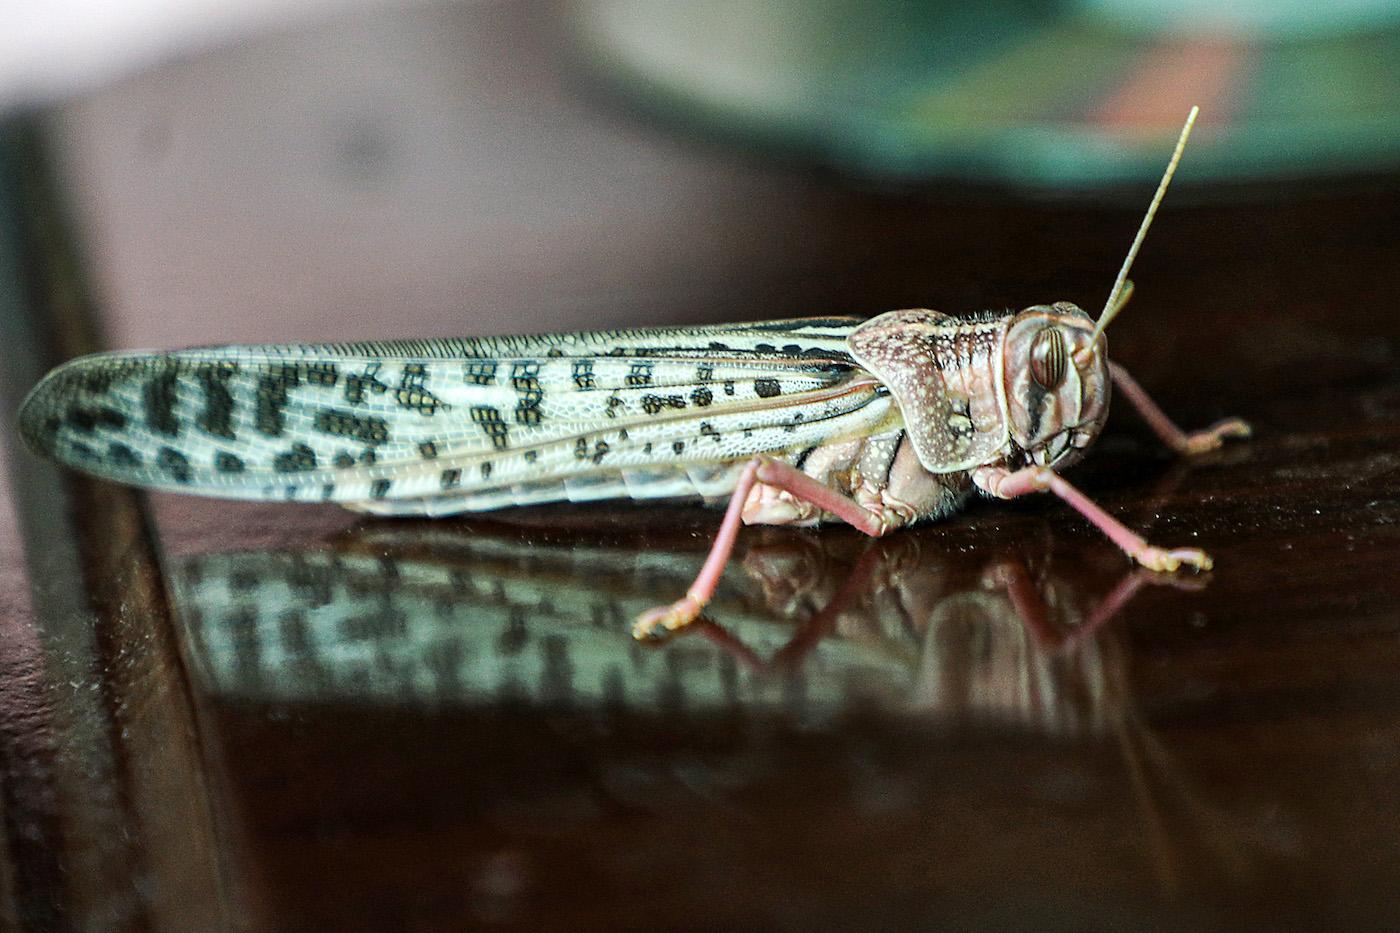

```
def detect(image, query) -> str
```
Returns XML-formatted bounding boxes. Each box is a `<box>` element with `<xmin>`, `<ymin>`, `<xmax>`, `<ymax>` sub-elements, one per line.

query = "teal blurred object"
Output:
<box><xmin>573</xmin><ymin>0</ymin><xmax>1400</xmax><ymax>186</ymax></box>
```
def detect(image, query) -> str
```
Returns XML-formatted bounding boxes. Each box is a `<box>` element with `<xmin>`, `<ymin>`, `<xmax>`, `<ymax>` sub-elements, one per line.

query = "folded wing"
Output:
<box><xmin>20</xmin><ymin>318</ymin><xmax>893</xmax><ymax>505</ymax></box>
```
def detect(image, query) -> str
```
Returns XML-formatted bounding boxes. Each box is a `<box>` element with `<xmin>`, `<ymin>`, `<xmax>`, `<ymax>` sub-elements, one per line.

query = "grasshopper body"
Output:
<box><xmin>19</xmin><ymin>109</ymin><xmax>1248</xmax><ymax>638</ymax></box>
<box><xmin>17</xmin><ymin>310</ymin><xmax>1078</xmax><ymax>518</ymax></box>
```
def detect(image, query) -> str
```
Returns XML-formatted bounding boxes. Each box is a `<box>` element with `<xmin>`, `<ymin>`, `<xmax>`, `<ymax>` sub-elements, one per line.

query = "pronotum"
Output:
<box><xmin>21</xmin><ymin>107</ymin><xmax>1249</xmax><ymax>640</ymax></box>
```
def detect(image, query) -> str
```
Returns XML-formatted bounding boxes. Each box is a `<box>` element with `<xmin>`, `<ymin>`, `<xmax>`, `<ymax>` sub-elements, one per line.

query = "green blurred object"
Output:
<box><xmin>573</xmin><ymin>0</ymin><xmax>1400</xmax><ymax>186</ymax></box>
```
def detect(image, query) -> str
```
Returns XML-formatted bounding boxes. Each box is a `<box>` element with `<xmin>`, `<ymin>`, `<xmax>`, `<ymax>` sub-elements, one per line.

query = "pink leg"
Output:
<box><xmin>696</xmin><ymin>549</ymin><xmax>1199</xmax><ymax>677</ymax></box>
<box><xmin>990</xmin><ymin>559</ymin><xmax>1202</xmax><ymax>653</ymax></box>
<box><xmin>694</xmin><ymin>544</ymin><xmax>895</xmax><ymax>666</ymax></box>
<box><xmin>1109</xmin><ymin>361</ymin><xmax>1251</xmax><ymax>455</ymax></box>
<box><xmin>974</xmin><ymin>465</ymin><xmax>1213</xmax><ymax>573</ymax></box>
<box><xmin>632</xmin><ymin>456</ymin><xmax>891</xmax><ymax>640</ymax></box>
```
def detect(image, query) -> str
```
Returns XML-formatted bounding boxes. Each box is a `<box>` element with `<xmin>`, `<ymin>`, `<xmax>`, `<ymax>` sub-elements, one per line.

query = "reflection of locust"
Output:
<box><xmin>700</xmin><ymin>534</ymin><xmax>1205</xmax><ymax>738</ymax></box>
<box><xmin>671</xmin><ymin>533</ymin><xmax>1251</xmax><ymax>894</ymax></box>
<box><xmin>173</xmin><ymin>517</ymin><xmax>1191</xmax><ymax>738</ymax></box>
<box><xmin>173</xmin><ymin>506</ymin><xmax>1253</xmax><ymax>893</ymax></box>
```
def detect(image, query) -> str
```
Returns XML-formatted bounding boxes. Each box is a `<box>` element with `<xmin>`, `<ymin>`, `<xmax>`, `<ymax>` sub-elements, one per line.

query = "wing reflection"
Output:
<box><xmin>172</xmin><ymin>520</ymin><xmax>1205</xmax><ymax>733</ymax></box>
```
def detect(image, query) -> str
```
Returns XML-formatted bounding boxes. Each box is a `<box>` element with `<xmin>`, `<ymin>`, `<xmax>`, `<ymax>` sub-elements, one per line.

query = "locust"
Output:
<box><xmin>20</xmin><ymin>108</ymin><xmax>1248</xmax><ymax>641</ymax></box>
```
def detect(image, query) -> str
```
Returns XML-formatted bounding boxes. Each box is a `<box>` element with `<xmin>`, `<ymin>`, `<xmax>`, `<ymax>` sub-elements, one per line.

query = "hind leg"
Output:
<box><xmin>632</xmin><ymin>456</ymin><xmax>909</xmax><ymax>641</ymax></box>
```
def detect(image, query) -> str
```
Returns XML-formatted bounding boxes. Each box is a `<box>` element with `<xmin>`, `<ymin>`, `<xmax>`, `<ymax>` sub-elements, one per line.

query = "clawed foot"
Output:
<box><xmin>1135</xmin><ymin>544</ymin><xmax>1213</xmax><ymax>573</ymax></box>
<box><xmin>1134</xmin><ymin>566</ymin><xmax>1212</xmax><ymax>592</ymax></box>
<box><xmin>633</xmin><ymin>594</ymin><xmax>706</xmax><ymax>641</ymax></box>
<box><xmin>1180</xmin><ymin>418</ymin><xmax>1252</xmax><ymax>455</ymax></box>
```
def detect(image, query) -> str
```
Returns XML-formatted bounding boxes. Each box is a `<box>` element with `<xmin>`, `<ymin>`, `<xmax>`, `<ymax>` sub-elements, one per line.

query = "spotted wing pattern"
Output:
<box><xmin>20</xmin><ymin>318</ymin><xmax>896</xmax><ymax>507</ymax></box>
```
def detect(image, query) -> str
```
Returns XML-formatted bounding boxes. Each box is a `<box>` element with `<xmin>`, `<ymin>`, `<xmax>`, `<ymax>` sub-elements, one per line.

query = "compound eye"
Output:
<box><xmin>1030</xmin><ymin>327</ymin><xmax>1067</xmax><ymax>390</ymax></box>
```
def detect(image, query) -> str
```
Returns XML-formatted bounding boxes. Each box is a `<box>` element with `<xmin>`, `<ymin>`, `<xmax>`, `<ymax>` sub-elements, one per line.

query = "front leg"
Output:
<box><xmin>633</xmin><ymin>456</ymin><xmax>906</xmax><ymax>641</ymax></box>
<box><xmin>1109</xmin><ymin>361</ymin><xmax>1251</xmax><ymax>455</ymax></box>
<box><xmin>973</xmin><ymin>465</ymin><xmax>1213</xmax><ymax>573</ymax></box>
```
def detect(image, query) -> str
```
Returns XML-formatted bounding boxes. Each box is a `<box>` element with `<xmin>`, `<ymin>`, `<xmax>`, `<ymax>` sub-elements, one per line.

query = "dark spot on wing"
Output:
<box><xmin>345</xmin><ymin>365</ymin><xmax>388</xmax><ymax>405</ymax></box>
<box><xmin>273</xmin><ymin>443</ymin><xmax>318</xmax><ymax>473</ymax></box>
<box><xmin>395</xmin><ymin>364</ymin><xmax>447</xmax><ymax>415</ymax></box>
<box><xmin>626</xmin><ymin>363</ymin><xmax>654</xmax><ymax>388</ymax></box>
<box><xmin>306</xmin><ymin>363</ymin><xmax>338</xmax><ymax>386</ymax></box>
<box><xmin>315</xmin><ymin>408</ymin><xmax>390</xmax><ymax>445</ymax></box>
<box><xmin>511</xmin><ymin>362</ymin><xmax>543</xmax><ymax>425</ymax></box>
<box><xmin>158</xmin><ymin>447</ymin><xmax>191</xmax><ymax>482</ymax></box>
<box><xmin>67</xmin><ymin>405</ymin><xmax>126</xmax><ymax>433</ymax></box>
<box><xmin>464</xmin><ymin>361</ymin><xmax>497</xmax><ymax>386</ymax></box>
<box><xmin>641</xmin><ymin>394</ymin><xmax>686</xmax><ymax>415</ymax></box>
<box><xmin>470</xmin><ymin>405</ymin><xmax>510</xmax><ymax>450</ymax></box>
<box><xmin>108</xmin><ymin>442</ymin><xmax>139</xmax><ymax>466</ymax></box>
<box><xmin>215</xmin><ymin>452</ymin><xmax>245</xmax><ymax>473</ymax></box>
<box><xmin>256</xmin><ymin>366</ymin><xmax>302</xmax><ymax>437</ymax></box>
<box><xmin>195</xmin><ymin>363</ymin><xmax>237</xmax><ymax>439</ymax></box>
<box><xmin>144</xmin><ymin>369</ymin><xmax>180</xmax><ymax>436</ymax></box>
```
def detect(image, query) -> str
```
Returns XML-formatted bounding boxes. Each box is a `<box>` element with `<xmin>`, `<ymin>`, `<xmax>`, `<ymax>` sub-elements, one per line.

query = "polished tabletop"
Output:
<box><xmin>2</xmin><ymin>4</ymin><xmax>1400</xmax><ymax>931</ymax></box>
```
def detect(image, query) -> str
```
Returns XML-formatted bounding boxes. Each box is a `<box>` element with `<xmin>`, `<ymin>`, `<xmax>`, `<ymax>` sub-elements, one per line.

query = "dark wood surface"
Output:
<box><xmin>3</xmin><ymin>3</ymin><xmax>1400</xmax><ymax>931</ymax></box>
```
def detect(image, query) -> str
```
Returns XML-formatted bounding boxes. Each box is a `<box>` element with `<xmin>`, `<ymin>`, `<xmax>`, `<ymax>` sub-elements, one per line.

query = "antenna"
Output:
<box><xmin>1093</xmin><ymin>106</ymin><xmax>1199</xmax><ymax>342</ymax></box>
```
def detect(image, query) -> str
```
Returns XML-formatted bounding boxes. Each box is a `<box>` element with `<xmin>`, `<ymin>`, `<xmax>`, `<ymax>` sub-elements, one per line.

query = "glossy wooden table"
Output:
<box><xmin>3</xmin><ymin>4</ymin><xmax>1400</xmax><ymax>931</ymax></box>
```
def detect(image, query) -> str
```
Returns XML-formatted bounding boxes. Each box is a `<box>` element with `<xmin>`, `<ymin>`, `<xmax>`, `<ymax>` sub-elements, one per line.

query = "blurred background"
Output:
<box><xmin>4</xmin><ymin>2</ymin><xmax>1400</xmax><ymax>931</ymax></box>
